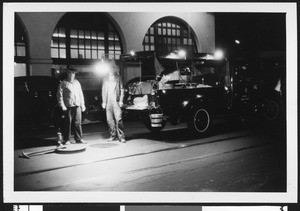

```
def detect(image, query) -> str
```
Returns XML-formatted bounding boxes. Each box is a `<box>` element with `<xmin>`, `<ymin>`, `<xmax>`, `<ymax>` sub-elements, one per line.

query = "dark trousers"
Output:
<box><xmin>63</xmin><ymin>106</ymin><xmax>82</xmax><ymax>142</ymax></box>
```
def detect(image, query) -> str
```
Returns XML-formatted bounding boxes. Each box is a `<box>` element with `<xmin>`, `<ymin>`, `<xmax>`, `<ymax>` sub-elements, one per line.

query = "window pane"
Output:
<box><xmin>183</xmin><ymin>38</ymin><xmax>187</xmax><ymax>45</ymax></box>
<box><xmin>150</xmin><ymin>27</ymin><xmax>154</xmax><ymax>34</ymax></box>
<box><xmin>167</xmin><ymin>29</ymin><xmax>171</xmax><ymax>35</ymax></box>
<box><xmin>92</xmin><ymin>50</ymin><xmax>97</xmax><ymax>59</ymax></box>
<box><xmin>172</xmin><ymin>29</ymin><xmax>176</xmax><ymax>35</ymax></box>
<box><xmin>85</xmin><ymin>50</ymin><xmax>91</xmax><ymax>59</ymax></box>
<box><xmin>59</xmin><ymin>38</ymin><xmax>66</xmax><ymax>47</ymax></box>
<box><xmin>150</xmin><ymin>36</ymin><xmax>154</xmax><ymax>43</ymax></box>
<box><xmin>183</xmin><ymin>30</ymin><xmax>188</xmax><ymax>36</ymax></box>
<box><xmin>108</xmin><ymin>32</ymin><xmax>114</xmax><ymax>40</ymax></box>
<box><xmin>91</xmin><ymin>31</ymin><xmax>97</xmax><ymax>39</ymax></box>
<box><xmin>98</xmin><ymin>31</ymin><xmax>104</xmax><ymax>40</ymax></box>
<box><xmin>79</xmin><ymin>50</ymin><xmax>84</xmax><ymax>59</ymax></box>
<box><xmin>145</xmin><ymin>45</ymin><xmax>149</xmax><ymax>51</ymax></box>
<box><xmin>189</xmin><ymin>38</ymin><xmax>193</xmax><ymax>45</ymax></box>
<box><xmin>145</xmin><ymin>36</ymin><xmax>149</xmax><ymax>43</ymax></box>
<box><xmin>59</xmin><ymin>28</ymin><xmax>66</xmax><ymax>37</ymax></box>
<box><xmin>158</xmin><ymin>28</ymin><xmax>161</xmax><ymax>35</ymax></box>
<box><xmin>71</xmin><ymin>49</ymin><xmax>78</xmax><ymax>58</ymax></box>
<box><xmin>51</xmin><ymin>48</ymin><xmax>58</xmax><ymax>58</ymax></box>
<box><xmin>163</xmin><ymin>28</ymin><xmax>166</xmax><ymax>35</ymax></box>
<box><xmin>70</xmin><ymin>39</ymin><xmax>78</xmax><ymax>48</ymax></box>
<box><xmin>85</xmin><ymin>40</ymin><xmax>91</xmax><ymax>48</ymax></box>
<box><xmin>85</xmin><ymin>31</ymin><xmax>91</xmax><ymax>39</ymax></box>
<box><xmin>98</xmin><ymin>50</ymin><xmax>105</xmax><ymax>59</ymax></box>
<box><xmin>51</xmin><ymin>38</ymin><xmax>58</xmax><ymax>47</ymax></box>
<box><xmin>79</xmin><ymin>30</ymin><xmax>84</xmax><ymax>39</ymax></box>
<box><xmin>167</xmin><ymin>38</ymin><xmax>171</xmax><ymax>44</ymax></box>
<box><xmin>70</xmin><ymin>30</ymin><xmax>78</xmax><ymax>38</ymax></box>
<box><xmin>92</xmin><ymin>40</ymin><xmax>97</xmax><ymax>49</ymax></box>
<box><xmin>150</xmin><ymin>45</ymin><xmax>155</xmax><ymax>51</ymax></box>
<box><xmin>98</xmin><ymin>40</ymin><xmax>104</xmax><ymax>49</ymax></box>
<box><xmin>79</xmin><ymin>39</ymin><xmax>84</xmax><ymax>48</ymax></box>
<box><xmin>115</xmin><ymin>43</ymin><xmax>121</xmax><ymax>51</ymax></box>
<box><xmin>17</xmin><ymin>46</ymin><xmax>26</xmax><ymax>56</ymax></box>
<box><xmin>53</xmin><ymin>28</ymin><xmax>59</xmax><ymax>37</ymax></box>
<box><xmin>60</xmin><ymin>49</ymin><xmax>66</xmax><ymax>58</ymax></box>
<box><xmin>109</xmin><ymin>41</ymin><xmax>114</xmax><ymax>50</ymax></box>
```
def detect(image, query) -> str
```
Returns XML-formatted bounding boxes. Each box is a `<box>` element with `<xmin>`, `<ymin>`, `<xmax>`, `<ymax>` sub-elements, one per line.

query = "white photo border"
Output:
<box><xmin>3</xmin><ymin>2</ymin><xmax>298</xmax><ymax>203</ymax></box>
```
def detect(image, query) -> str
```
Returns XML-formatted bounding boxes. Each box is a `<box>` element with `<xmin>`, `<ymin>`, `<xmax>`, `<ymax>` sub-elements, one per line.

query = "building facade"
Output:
<box><xmin>15</xmin><ymin>12</ymin><xmax>216</xmax><ymax>102</ymax></box>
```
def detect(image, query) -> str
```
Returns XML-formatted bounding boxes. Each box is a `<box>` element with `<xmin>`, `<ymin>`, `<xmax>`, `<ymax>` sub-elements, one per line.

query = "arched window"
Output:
<box><xmin>51</xmin><ymin>13</ymin><xmax>122</xmax><ymax>64</ymax></box>
<box><xmin>14</xmin><ymin>15</ymin><xmax>28</xmax><ymax>76</ymax></box>
<box><xmin>143</xmin><ymin>17</ymin><xmax>197</xmax><ymax>57</ymax></box>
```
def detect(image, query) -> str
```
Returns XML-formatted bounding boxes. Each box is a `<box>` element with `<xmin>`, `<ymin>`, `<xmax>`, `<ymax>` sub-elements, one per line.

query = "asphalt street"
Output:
<box><xmin>14</xmin><ymin>116</ymin><xmax>286</xmax><ymax>193</ymax></box>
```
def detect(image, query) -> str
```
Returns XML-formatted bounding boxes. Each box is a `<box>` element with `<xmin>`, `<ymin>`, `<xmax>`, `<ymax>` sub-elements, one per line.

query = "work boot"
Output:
<box><xmin>120</xmin><ymin>138</ymin><xmax>126</xmax><ymax>143</ymax></box>
<box><xmin>62</xmin><ymin>140</ymin><xmax>71</xmax><ymax>145</ymax></box>
<box><xmin>107</xmin><ymin>137</ymin><xmax>117</xmax><ymax>142</ymax></box>
<box><xmin>76</xmin><ymin>139</ymin><xmax>87</xmax><ymax>144</ymax></box>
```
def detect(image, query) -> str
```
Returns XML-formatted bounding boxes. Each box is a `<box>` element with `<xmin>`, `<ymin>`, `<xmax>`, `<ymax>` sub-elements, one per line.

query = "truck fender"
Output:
<box><xmin>182</xmin><ymin>95</ymin><xmax>212</xmax><ymax>116</ymax></box>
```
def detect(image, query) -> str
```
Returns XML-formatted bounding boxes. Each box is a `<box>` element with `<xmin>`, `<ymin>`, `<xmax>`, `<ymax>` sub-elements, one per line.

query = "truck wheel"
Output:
<box><xmin>263</xmin><ymin>100</ymin><xmax>280</xmax><ymax>121</ymax></box>
<box><xmin>187</xmin><ymin>106</ymin><xmax>211</xmax><ymax>136</ymax></box>
<box><xmin>143</xmin><ymin>112</ymin><xmax>166</xmax><ymax>133</ymax></box>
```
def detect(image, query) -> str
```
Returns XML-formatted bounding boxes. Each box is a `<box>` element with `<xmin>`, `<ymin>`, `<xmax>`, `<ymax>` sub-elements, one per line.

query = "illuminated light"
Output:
<box><xmin>214</xmin><ymin>50</ymin><xmax>224</xmax><ymax>59</ymax></box>
<box><xmin>165</xmin><ymin>50</ymin><xmax>186</xmax><ymax>59</ymax></box>
<box><xmin>182</xmin><ymin>100</ymin><xmax>188</xmax><ymax>106</ymax></box>
<box><xmin>130</xmin><ymin>51</ymin><xmax>135</xmax><ymax>56</ymax></box>
<box><xmin>95</xmin><ymin>60</ymin><xmax>110</xmax><ymax>76</ymax></box>
<box><xmin>235</xmin><ymin>39</ymin><xmax>240</xmax><ymax>44</ymax></box>
<box><xmin>196</xmin><ymin>94</ymin><xmax>201</xmax><ymax>98</ymax></box>
<box><xmin>224</xmin><ymin>86</ymin><xmax>229</xmax><ymax>91</ymax></box>
<box><xmin>178</xmin><ymin>50</ymin><xmax>186</xmax><ymax>58</ymax></box>
<box><xmin>162</xmin><ymin>89</ymin><xmax>166</xmax><ymax>94</ymax></box>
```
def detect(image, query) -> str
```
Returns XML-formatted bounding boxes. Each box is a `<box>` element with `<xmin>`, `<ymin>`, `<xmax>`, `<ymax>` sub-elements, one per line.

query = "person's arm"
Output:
<box><xmin>101</xmin><ymin>80</ymin><xmax>107</xmax><ymax>109</ymax></box>
<box><xmin>78</xmin><ymin>81</ymin><xmax>86</xmax><ymax>112</ymax></box>
<box><xmin>57</xmin><ymin>82</ymin><xmax>67</xmax><ymax>111</ymax></box>
<box><xmin>119</xmin><ymin>77</ymin><xmax>124</xmax><ymax>107</ymax></box>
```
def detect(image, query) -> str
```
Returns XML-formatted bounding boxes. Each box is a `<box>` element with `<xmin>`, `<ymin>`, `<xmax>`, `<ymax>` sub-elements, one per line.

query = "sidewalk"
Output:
<box><xmin>14</xmin><ymin>120</ymin><xmax>188</xmax><ymax>176</ymax></box>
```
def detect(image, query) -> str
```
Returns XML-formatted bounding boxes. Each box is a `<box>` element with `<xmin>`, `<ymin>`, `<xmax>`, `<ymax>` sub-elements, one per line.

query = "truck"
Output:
<box><xmin>121</xmin><ymin>51</ymin><xmax>282</xmax><ymax>136</ymax></box>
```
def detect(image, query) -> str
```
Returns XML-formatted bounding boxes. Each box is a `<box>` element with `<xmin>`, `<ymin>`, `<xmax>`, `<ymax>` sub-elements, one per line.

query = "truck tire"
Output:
<box><xmin>187</xmin><ymin>106</ymin><xmax>211</xmax><ymax>136</ymax></box>
<box><xmin>263</xmin><ymin>100</ymin><xmax>280</xmax><ymax>121</ymax></box>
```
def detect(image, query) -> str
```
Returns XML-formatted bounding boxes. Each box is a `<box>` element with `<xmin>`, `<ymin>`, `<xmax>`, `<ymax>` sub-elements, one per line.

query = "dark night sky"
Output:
<box><xmin>215</xmin><ymin>13</ymin><xmax>286</xmax><ymax>59</ymax></box>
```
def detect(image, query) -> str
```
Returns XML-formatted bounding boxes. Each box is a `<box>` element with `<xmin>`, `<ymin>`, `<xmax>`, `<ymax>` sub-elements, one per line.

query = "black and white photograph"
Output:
<box><xmin>4</xmin><ymin>205</ymin><xmax>291</xmax><ymax>211</ymax></box>
<box><xmin>2</xmin><ymin>2</ymin><xmax>298</xmax><ymax>203</ymax></box>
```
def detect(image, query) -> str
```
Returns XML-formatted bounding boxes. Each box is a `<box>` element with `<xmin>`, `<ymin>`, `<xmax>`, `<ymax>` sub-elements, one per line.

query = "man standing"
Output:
<box><xmin>102</xmin><ymin>60</ymin><xmax>126</xmax><ymax>143</ymax></box>
<box><xmin>57</xmin><ymin>68</ymin><xmax>87</xmax><ymax>145</ymax></box>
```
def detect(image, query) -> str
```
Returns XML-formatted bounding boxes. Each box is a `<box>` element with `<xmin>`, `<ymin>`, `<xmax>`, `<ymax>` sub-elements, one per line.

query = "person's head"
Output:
<box><xmin>108</xmin><ymin>60</ymin><xmax>119</xmax><ymax>77</ymax></box>
<box><xmin>66</xmin><ymin>68</ymin><xmax>77</xmax><ymax>81</ymax></box>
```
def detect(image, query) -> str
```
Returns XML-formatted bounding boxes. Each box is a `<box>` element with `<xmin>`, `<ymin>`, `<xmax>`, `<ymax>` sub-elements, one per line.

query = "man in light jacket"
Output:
<box><xmin>57</xmin><ymin>68</ymin><xmax>86</xmax><ymax>145</ymax></box>
<box><xmin>102</xmin><ymin>60</ymin><xmax>126</xmax><ymax>143</ymax></box>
